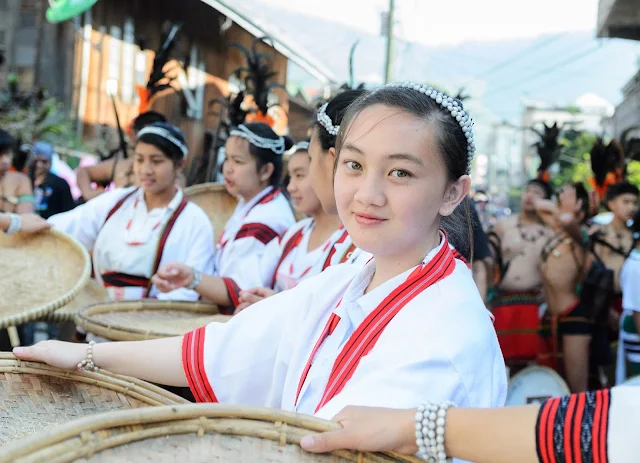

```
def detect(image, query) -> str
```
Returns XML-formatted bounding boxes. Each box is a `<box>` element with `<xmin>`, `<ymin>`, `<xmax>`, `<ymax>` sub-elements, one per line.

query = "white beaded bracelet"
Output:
<box><xmin>4</xmin><ymin>213</ymin><xmax>21</xmax><ymax>236</ymax></box>
<box><xmin>77</xmin><ymin>340</ymin><xmax>99</xmax><ymax>372</ymax></box>
<box><xmin>415</xmin><ymin>401</ymin><xmax>455</xmax><ymax>462</ymax></box>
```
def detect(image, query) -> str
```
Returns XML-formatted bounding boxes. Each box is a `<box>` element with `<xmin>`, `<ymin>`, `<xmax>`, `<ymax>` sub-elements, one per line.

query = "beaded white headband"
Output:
<box><xmin>295</xmin><ymin>141</ymin><xmax>310</xmax><ymax>152</ymax></box>
<box><xmin>316</xmin><ymin>103</ymin><xmax>339</xmax><ymax>136</ymax></box>
<box><xmin>230</xmin><ymin>124</ymin><xmax>285</xmax><ymax>155</ymax></box>
<box><xmin>137</xmin><ymin>126</ymin><xmax>188</xmax><ymax>158</ymax></box>
<box><xmin>386</xmin><ymin>81</ymin><xmax>476</xmax><ymax>175</ymax></box>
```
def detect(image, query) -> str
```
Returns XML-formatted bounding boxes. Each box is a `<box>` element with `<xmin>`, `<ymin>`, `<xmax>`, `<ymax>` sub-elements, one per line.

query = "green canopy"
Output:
<box><xmin>46</xmin><ymin>0</ymin><xmax>98</xmax><ymax>24</ymax></box>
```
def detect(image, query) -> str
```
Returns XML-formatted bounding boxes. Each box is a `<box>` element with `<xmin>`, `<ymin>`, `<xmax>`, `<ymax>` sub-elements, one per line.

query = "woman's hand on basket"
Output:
<box><xmin>18</xmin><ymin>213</ymin><xmax>53</xmax><ymax>233</ymax></box>
<box><xmin>235</xmin><ymin>287</ymin><xmax>276</xmax><ymax>314</ymax></box>
<box><xmin>300</xmin><ymin>406</ymin><xmax>417</xmax><ymax>455</ymax></box>
<box><xmin>152</xmin><ymin>262</ymin><xmax>194</xmax><ymax>292</ymax></box>
<box><xmin>13</xmin><ymin>340</ymin><xmax>86</xmax><ymax>370</ymax></box>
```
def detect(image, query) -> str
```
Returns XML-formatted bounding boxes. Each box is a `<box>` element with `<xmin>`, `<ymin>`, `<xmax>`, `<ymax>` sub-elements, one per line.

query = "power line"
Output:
<box><xmin>474</xmin><ymin>33</ymin><xmax>565</xmax><ymax>79</ymax></box>
<box><xmin>485</xmin><ymin>43</ymin><xmax>606</xmax><ymax>96</ymax></box>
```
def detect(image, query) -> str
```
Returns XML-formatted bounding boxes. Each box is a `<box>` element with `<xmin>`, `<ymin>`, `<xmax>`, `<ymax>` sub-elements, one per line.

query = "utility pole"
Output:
<box><xmin>383</xmin><ymin>0</ymin><xmax>395</xmax><ymax>84</ymax></box>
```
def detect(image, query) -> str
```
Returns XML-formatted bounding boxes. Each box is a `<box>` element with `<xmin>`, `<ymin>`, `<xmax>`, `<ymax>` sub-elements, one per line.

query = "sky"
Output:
<box><xmin>255</xmin><ymin>0</ymin><xmax>601</xmax><ymax>47</ymax></box>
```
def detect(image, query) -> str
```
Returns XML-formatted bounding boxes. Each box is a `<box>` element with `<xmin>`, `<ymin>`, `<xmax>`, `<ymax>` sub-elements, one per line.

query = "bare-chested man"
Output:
<box><xmin>0</xmin><ymin>129</ymin><xmax>34</xmax><ymax>214</ymax></box>
<box><xmin>593</xmin><ymin>182</ymin><xmax>639</xmax><ymax>326</ymax></box>
<box><xmin>536</xmin><ymin>183</ymin><xmax>593</xmax><ymax>392</ymax></box>
<box><xmin>488</xmin><ymin>179</ymin><xmax>553</xmax><ymax>370</ymax></box>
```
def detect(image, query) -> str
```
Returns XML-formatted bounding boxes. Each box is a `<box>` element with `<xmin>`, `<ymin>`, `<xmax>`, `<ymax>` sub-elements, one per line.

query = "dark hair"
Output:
<box><xmin>136</xmin><ymin>122</ymin><xmax>187</xmax><ymax>165</ymax></box>
<box><xmin>335</xmin><ymin>86</ymin><xmax>474</xmax><ymax>256</ymax></box>
<box><xmin>0</xmin><ymin>129</ymin><xmax>14</xmax><ymax>154</ymax></box>
<box><xmin>527</xmin><ymin>178</ymin><xmax>553</xmax><ymax>199</ymax></box>
<box><xmin>132</xmin><ymin>111</ymin><xmax>167</xmax><ymax>134</ymax></box>
<box><xmin>314</xmin><ymin>89</ymin><xmax>368</xmax><ymax>151</ymax></box>
<box><xmin>573</xmin><ymin>182</ymin><xmax>591</xmax><ymax>223</ymax></box>
<box><xmin>606</xmin><ymin>181</ymin><xmax>639</xmax><ymax>203</ymax></box>
<box><xmin>232</xmin><ymin>122</ymin><xmax>293</xmax><ymax>186</ymax></box>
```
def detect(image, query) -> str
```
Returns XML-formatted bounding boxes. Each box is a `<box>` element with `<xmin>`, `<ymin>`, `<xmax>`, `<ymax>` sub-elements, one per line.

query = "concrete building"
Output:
<box><xmin>598</xmin><ymin>0</ymin><xmax>640</xmax><ymax>41</ymax></box>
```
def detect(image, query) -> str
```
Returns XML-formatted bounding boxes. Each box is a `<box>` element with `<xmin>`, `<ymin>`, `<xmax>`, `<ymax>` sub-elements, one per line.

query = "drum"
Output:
<box><xmin>184</xmin><ymin>182</ymin><xmax>237</xmax><ymax>242</ymax></box>
<box><xmin>75</xmin><ymin>300</ymin><xmax>230</xmax><ymax>342</ymax></box>
<box><xmin>0</xmin><ymin>353</ymin><xmax>187</xmax><ymax>446</ymax></box>
<box><xmin>40</xmin><ymin>278</ymin><xmax>108</xmax><ymax>323</ymax></box>
<box><xmin>506</xmin><ymin>365</ymin><xmax>571</xmax><ymax>406</ymax></box>
<box><xmin>0</xmin><ymin>229</ymin><xmax>91</xmax><ymax>328</ymax></box>
<box><xmin>0</xmin><ymin>404</ymin><xmax>422</xmax><ymax>463</ymax></box>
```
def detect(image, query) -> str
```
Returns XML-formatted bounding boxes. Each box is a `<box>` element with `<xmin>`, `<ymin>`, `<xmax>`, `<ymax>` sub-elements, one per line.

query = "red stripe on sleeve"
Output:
<box><xmin>598</xmin><ymin>389</ymin><xmax>610</xmax><ymax>463</ymax></box>
<box><xmin>222</xmin><ymin>277</ymin><xmax>242</xmax><ymax>308</ymax></box>
<box><xmin>181</xmin><ymin>330</ymin><xmax>205</xmax><ymax>402</ymax></box>
<box><xmin>537</xmin><ymin>399</ymin><xmax>553</xmax><ymax>463</ymax></box>
<box><xmin>194</xmin><ymin>326</ymin><xmax>218</xmax><ymax>403</ymax></box>
<box><xmin>563</xmin><ymin>394</ymin><xmax>578</xmax><ymax>463</ymax></box>
<box><xmin>593</xmin><ymin>390</ymin><xmax>604</xmax><ymax>463</ymax></box>
<box><xmin>572</xmin><ymin>392</ymin><xmax>586</xmax><ymax>463</ymax></box>
<box><xmin>546</xmin><ymin>398</ymin><xmax>561</xmax><ymax>463</ymax></box>
<box><xmin>235</xmin><ymin>223</ymin><xmax>279</xmax><ymax>245</ymax></box>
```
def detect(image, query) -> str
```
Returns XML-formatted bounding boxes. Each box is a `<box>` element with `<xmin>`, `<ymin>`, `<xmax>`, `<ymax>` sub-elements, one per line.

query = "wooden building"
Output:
<box><xmin>0</xmin><ymin>0</ymin><xmax>334</xmax><ymax>180</ymax></box>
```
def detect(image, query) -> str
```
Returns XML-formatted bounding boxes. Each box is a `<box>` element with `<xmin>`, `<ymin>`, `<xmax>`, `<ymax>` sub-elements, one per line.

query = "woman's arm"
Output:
<box><xmin>15</xmin><ymin>175</ymin><xmax>34</xmax><ymax>214</ymax></box>
<box><xmin>152</xmin><ymin>264</ymin><xmax>232</xmax><ymax>306</ymax></box>
<box><xmin>13</xmin><ymin>337</ymin><xmax>187</xmax><ymax>387</ymax></box>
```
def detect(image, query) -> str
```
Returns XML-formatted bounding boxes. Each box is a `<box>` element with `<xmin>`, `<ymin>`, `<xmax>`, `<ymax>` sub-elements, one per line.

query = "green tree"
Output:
<box><xmin>551</xmin><ymin>130</ymin><xmax>596</xmax><ymax>189</ymax></box>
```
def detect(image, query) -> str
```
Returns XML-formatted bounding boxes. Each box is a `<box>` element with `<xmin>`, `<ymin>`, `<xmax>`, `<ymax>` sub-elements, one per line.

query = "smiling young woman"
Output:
<box><xmin>151</xmin><ymin>140</ymin><xmax>345</xmax><ymax>313</ymax></box>
<box><xmin>47</xmin><ymin>122</ymin><xmax>215</xmax><ymax>301</ymax></box>
<box><xmin>15</xmin><ymin>83</ymin><xmax>506</xmax><ymax>428</ymax></box>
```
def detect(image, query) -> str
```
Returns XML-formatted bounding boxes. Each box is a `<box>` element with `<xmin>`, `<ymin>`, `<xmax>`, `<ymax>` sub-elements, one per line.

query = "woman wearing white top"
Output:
<box><xmin>47</xmin><ymin>122</ymin><xmax>214</xmax><ymax>301</ymax></box>
<box><xmin>151</xmin><ymin>123</ymin><xmax>296</xmax><ymax>313</ymax></box>
<box><xmin>616</xmin><ymin>249</ymin><xmax>640</xmax><ymax>383</ymax></box>
<box><xmin>15</xmin><ymin>82</ymin><xmax>506</xmax><ymax>423</ymax></box>
<box><xmin>152</xmin><ymin>140</ymin><xmax>345</xmax><ymax>313</ymax></box>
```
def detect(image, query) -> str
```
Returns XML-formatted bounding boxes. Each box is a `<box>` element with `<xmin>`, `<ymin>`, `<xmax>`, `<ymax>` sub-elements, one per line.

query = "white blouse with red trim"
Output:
<box><xmin>259</xmin><ymin>218</ymin><xmax>350</xmax><ymax>293</ymax></box>
<box><xmin>214</xmin><ymin>186</ymin><xmax>296</xmax><ymax>304</ymax></box>
<box><xmin>182</xmin><ymin>233</ymin><xmax>507</xmax><ymax>420</ymax></box>
<box><xmin>48</xmin><ymin>187</ymin><xmax>215</xmax><ymax>301</ymax></box>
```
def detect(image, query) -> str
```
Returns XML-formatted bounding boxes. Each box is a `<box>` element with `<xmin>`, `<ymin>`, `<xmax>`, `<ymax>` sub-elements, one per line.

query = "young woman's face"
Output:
<box><xmin>223</xmin><ymin>136</ymin><xmax>269</xmax><ymax>200</ymax></box>
<box><xmin>334</xmin><ymin>104</ymin><xmax>455</xmax><ymax>261</ymax></box>
<box><xmin>133</xmin><ymin>142</ymin><xmax>181</xmax><ymax>195</ymax></box>
<box><xmin>286</xmin><ymin>151</ymin><xmax>322</xmax><ymax>216</ymax></box>
<box><xmin>309</xmin><ymin>127</ymin><xmax>338</xmax><ymax>214</ymax></box>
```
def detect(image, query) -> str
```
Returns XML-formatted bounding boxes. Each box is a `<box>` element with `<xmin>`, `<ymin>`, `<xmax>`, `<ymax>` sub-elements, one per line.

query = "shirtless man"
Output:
<box><xmin>76</xmin><ymin>111</ymin><xmax>167</xmax><ymax>201</ymax></box>
<box><xmin>536</xmin><ymin>183</ymin><xmax>593</xmax><ymax>392</ymax></box>
<box><xmin>593</xmin><ymin>182</ymin><xmax>639</xmax><ymax>325</ymax></box>
<box><xmin>0</xmin><ymin>129</ymin><xmax>34</xmax><ymax>214</ymax></box>
<box><xmin>488</xmin><ymin>179</ymin><xmax>553</xmax><ymax>370</ymax></box>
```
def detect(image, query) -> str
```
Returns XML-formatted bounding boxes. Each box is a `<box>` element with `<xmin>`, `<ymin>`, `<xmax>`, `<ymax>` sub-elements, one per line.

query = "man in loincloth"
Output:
<box><xmin>592</xmin><ymin>182</ymin><xmax>639</xmax><ymax>331</ymax></box>
<box><xmin>488</xmin><ymin>179</ymin><xmax>553</xmax><ymax>371</ymax></box>
<box><xmin>536</xmin><ymin>183</ymin><xmax>594</xmax><ymax>392</ymax></box>
<box><xmin>0</xmin><ymin>129</ymin><xmax>34</xmax><ymax>214</ymax></box>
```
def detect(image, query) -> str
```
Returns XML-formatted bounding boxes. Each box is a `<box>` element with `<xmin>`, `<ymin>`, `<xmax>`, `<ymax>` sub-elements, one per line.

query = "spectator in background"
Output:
<box><xmin>0</xmin><ymin>129</ymin><xmax>34</xmax><ymax>213</ymax></box>
<box><xmin>29</xmin><ymin>142</ymin><xmax>75</xmax><ymax>219</ymax></box>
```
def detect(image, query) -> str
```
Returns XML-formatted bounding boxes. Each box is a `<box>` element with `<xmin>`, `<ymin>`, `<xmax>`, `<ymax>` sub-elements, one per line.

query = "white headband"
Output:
<box><xmin>316</xmin><ymin>102</ymin><xmax>339</xmax><ymax>136</ymax></box>
<box><xmin>137</xmin><ymin>126</ymin><xmax>188</xmax><ymax>158</ymax></box>
<box><xmin>295</xmin><ymin>141</ymin><xmax>310</xmax><ymax>152</ymax></box>
<box><xmin>386</xmin><ymin>81</ymin><xmax>476</xmax><ymax>174</ymax></box>
<box><xmin>229</xmin><ymin>124</ymin><xmax>285</xmax><ymax>155</ymax></box>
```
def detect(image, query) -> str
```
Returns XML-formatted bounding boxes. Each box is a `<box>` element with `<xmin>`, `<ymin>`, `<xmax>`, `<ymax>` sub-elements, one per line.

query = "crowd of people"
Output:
<box><xmin>2</xmin><ymin>83</ymin><xmax>639</xmax><ymax>462</ymax></box>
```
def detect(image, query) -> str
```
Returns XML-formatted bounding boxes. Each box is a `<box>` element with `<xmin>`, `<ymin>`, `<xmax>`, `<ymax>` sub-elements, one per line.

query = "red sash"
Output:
<box><xmin>295</xmin><ymin>237</ymin><xmax>456</xmax><ymax>412</ymax></box>
<box><xmin>101</xmin><ymin>190</ymin><xmax>189</xmax><ymax>295</ymax></box>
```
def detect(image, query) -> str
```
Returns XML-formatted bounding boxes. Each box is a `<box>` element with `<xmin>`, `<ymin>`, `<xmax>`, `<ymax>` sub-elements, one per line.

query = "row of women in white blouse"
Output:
<box><xmin>22</xmin><ymin>84</ymin><xmax>508</xmax><ymax>463</ymax></box>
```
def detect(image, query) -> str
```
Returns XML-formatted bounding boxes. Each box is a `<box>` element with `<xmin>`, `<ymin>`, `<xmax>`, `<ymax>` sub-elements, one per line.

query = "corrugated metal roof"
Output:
<box><xmin>200</xmin><ymin>0</ymin><xmax>336</xmax><ymax>85</ymax></box>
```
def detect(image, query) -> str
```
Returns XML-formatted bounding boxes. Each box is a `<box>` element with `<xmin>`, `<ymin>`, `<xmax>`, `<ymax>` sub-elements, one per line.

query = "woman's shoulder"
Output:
<box><xmin>245</xmin><ymin>189</ymin><xmax>295</xmax><ymax>228</ymax></box>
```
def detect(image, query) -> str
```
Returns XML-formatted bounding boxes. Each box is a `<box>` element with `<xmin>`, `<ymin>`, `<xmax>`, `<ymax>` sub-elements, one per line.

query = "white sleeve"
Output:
<box><xmin>608</xmin><ymin>386</ymin><xmax>640</xmax><ymax>462</ymax></box>
<box><xmin>152</xmin><ymin>205</ymin><xmax>216</xmax><ymax>302</ymax></box>
<box><xmin>181</xmin><ymin>282</ymin><xmax>309</xmax><ymax>406</ymax></box>
<box><xmin>48</xmin><ymin>189</ymin><xmax>130</xmax><ymax>250</ymax></box>
<box><xmin>219</xmin><ymin>220</ymin><xmax>282</xmax><ymax>307</ymax></box>
<box><xmin>621</xmin><ymin>255</ymin><xmax>640</xmax><ymax>312</ymax></box>
<box><xmin>256</xmin><ymin>236</ymin><xmax>285</xmax><ymax>290</ymax></box>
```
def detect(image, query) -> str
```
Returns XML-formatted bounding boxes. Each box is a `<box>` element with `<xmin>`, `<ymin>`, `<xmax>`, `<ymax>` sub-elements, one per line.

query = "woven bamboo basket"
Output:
<box><xmin>0</xmin><ymin>404</ymin><xmax>423</xmax><ymax>463</ymax></box>
<box><xmin>39</xmin><ymin>279</ymin><xmax>108</xmax><ymax>324</ymax></box>
<box><xmin>0</xmin><ymin>353</ymin><xmax>188</xmax><ymax>447</ymax></box>
<box><xmin>0</xmin><ymin>229</ymin><xmax>91</xmax><ymax>329</ymax></box>
<box><xmin>184</xmin><ymin>183</ymin><xmax>237</xmax><ymax>242</ymax></box>
<box><xmin>75</xmin><ymin>300</ymin><xmax>230</xmax><ymax>342</ymax></box>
